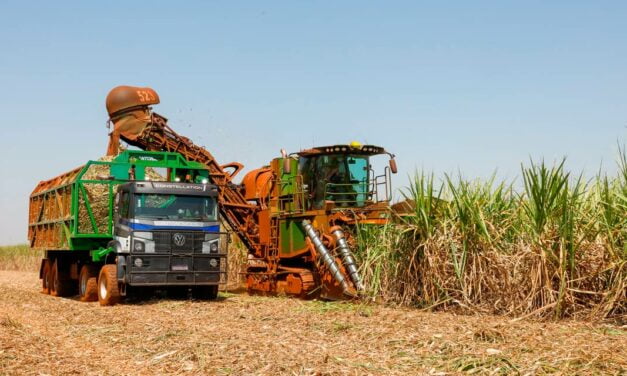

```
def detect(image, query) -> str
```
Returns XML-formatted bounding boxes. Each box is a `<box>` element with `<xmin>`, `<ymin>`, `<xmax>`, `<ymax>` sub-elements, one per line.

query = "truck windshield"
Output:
<box><xmin>133</xmin><ymin>194</ymin><xmax>217</xmax><ymax>221</ymax></box>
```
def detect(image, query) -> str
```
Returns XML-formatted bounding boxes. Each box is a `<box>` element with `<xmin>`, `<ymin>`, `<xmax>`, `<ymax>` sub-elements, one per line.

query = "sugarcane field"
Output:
<box><xmin>1</xmin><ymin>2</ymin><xmax>626</xmax><ymax>376</ymax></box>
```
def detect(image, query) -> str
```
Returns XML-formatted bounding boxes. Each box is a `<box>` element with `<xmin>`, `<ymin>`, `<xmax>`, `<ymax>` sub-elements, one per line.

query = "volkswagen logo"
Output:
<box><xmin>173</xmin><ymin>233</ymin><xmax>186</xmax><ymax>246</ymax></box>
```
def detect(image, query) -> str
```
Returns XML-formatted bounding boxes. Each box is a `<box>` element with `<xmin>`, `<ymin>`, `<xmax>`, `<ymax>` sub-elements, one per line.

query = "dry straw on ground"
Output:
<box><xmin>0</xmin><ymin>271</ymin><xmax>625</xmax><ymax>375</ymax></box>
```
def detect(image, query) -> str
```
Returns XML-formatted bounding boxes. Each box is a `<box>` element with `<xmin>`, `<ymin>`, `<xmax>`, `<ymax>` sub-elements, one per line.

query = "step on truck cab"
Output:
<box><xmin>29</xmin><ymin>150</ymin><xmax>228</xmax><ymax>305</ymax></box>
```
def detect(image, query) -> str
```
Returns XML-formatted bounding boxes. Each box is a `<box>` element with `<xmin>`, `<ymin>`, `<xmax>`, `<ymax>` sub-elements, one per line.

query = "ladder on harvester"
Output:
<box><xmin>268</xmin><ymin>217</ymin><xmax>280</xmax><ymax>261</ymax></box>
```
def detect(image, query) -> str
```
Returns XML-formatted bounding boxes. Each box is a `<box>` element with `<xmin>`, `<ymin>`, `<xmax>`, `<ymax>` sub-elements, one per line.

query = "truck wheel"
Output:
<box><xmin>41</xmin><ymin>259</ymin><xmax>51</xmax><ymax>294</ymax></box>
<box><xmin>192</xmin><ymin>285</ymin><xmax>219</xmax><ymax>300</ymax></box>
<box><xmin>79</xmin><ymin>265</ymin><xmax>98</xmax><ymax>302</ymax></box>
<box><xmin>50</xmin><ymin>260</ymin><xmax>73</xmax><ymax>297</ymax></box>
<box><xmin>98</xmin><ymin>264</ymin><xmax>120</xmax><ymax>306</ymax></box>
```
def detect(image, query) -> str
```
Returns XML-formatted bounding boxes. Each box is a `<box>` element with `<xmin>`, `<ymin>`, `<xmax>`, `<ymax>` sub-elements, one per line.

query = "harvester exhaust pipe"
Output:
<box><xmin>302</xmin><ymin>220</ymin><xmax>352</xmax><ymax>295</ymax></box>
<box><xmin>330</xmin><ymin>227</ymin><xmax>364</xmax><ymax>291</ymax></box>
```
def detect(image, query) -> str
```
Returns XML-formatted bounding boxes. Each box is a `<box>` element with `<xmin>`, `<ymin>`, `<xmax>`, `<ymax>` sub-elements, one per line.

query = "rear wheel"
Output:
<box><xmin>192</xmin><ymin>285</ymin><xmax>219</xmax><ymax>300</ymax></box>
<box><xmin>50</xmin><ymin>260</ymin><xmax>73</xmax><ymax>297</ymax></box>
<box><xmin>79</xmin><ymin>265</ymin><xmax>98</xmax><ymax>302</ymax></box>
<box><xmin>98</xmin><ymin>264</ymin><xmax>121</xmax><ymax>306</ymax></box>
<box><xmin>41</xmin><ymin>259</ymin><xmax>51</xmax><ymax>294</ymax></box>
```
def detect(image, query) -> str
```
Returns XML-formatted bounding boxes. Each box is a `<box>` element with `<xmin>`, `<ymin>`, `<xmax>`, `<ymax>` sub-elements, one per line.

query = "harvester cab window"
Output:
<box><xmin>346</xmin><ymin>156</ymin><xmax>369</xmax><ymax>206</ymax></box>
<box><xmin>302</xmin><ymin>154</ymin><xmax>370</xmax><ymax>209</ymax></box>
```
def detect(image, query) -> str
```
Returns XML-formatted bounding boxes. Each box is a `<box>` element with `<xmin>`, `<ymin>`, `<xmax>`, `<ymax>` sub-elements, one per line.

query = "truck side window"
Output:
<box><xmin>120</xmin><ymin>192</ymin><xmax>130</xmax><ymax>218</ymax></box>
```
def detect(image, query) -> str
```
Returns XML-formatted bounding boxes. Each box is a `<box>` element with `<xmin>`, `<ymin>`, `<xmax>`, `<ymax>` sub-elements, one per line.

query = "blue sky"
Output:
<box><xmin>0</xmin><ymin>1</ymin><xmax>625</xmax><ymax>244</ymax></box>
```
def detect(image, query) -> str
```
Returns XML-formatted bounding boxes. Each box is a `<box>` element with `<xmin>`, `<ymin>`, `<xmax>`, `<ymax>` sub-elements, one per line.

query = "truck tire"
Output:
<box><xmin>98</xmin><ymin>264</ymin><xmax>121</xmax><ymax>306</ymax></box>
<box><xmin>41</xmin><ymin>259</ymin><xmax>51</xmax><ymax>295</ymax></box>
<box><xmin>192</xmin><ymin>285</ymin><xmax>219</xmax><ymax>300</ymax></box>
<box><xmin>50</xmin><ymin>260</ymin><xmax>74</xmax><ymax>297</ymax></box>
<box><xmin>79</xmin><ymin>265</ymin><xmax>98</xmax><ymax>302</ymax></box>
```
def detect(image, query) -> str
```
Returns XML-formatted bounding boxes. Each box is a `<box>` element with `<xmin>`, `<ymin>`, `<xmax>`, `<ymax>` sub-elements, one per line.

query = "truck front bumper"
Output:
<box><xmin>125</xmin><ymin>253</ymin><xmax>227</xmax><ymax>286</ymax></box>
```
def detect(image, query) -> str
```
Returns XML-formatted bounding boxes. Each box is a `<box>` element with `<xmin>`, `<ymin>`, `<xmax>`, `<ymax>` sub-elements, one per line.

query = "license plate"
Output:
<box><xmin>172</xmin><ymin>265</ymin><xmax>189</xmax><ymax>271</ymax></box>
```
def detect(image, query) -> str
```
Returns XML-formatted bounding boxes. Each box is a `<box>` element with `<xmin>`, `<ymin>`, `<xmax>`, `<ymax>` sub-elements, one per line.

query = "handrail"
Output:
<box><xmin>323</xmin><ymin>176</ymin><xmax>390</xmax><ymax>207</ymax></box>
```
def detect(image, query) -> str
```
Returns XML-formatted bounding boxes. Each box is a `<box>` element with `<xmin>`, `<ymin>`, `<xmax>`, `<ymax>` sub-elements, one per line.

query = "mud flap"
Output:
<box><xmin>116</xmin><ymin>256</ymin><xmax>126</xmax><ymax>282</ymax></box>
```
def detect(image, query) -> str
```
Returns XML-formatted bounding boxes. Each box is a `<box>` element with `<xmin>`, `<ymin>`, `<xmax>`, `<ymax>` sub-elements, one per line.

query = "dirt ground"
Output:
<box><xmin>0</xmin><ymin>271</ymin><xmax>624</xmax><ymax>375</ymax></box>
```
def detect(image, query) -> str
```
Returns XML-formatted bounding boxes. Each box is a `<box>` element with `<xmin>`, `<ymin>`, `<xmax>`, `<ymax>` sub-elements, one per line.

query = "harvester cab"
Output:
<box><xmin>295</xmin><ymin>142</ymin><xmax>397</xmax><ymax>212</ymax></box>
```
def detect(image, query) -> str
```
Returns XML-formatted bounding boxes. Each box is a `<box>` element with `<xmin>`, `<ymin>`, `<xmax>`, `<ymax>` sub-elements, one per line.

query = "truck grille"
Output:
<box><xmin>153</xmin><ymin>231</ymin><xmax>204</xmax><ymax>253</ymax></box>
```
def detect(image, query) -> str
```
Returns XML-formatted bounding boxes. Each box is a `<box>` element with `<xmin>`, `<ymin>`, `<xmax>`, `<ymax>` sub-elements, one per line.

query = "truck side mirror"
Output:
<box><xmin>389</xmin><ymin>158</ymin><xmax>398</xmax><ymax>174</ymax></box>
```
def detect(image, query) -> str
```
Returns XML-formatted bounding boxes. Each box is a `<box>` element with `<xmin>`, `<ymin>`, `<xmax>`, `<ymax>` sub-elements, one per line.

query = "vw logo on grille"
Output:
<box><xmin>173</xmin><ymin>233</ymin><xmax>186</xmax><ymax>246</ymax></box>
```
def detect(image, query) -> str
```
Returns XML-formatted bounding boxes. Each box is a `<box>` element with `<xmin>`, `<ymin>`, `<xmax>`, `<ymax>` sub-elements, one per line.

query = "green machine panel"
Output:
<box><xmin>279</xmin><ymin>219</ymin><xmax>307</xmax><ymax>255</ymax></box>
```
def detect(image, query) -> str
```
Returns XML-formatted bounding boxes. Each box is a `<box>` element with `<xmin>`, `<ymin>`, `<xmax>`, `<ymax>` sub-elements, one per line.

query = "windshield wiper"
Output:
<box><xmin>138</xmin><ymin>215</ymin><xmax>169</xmax><ymax>220</ymax></box>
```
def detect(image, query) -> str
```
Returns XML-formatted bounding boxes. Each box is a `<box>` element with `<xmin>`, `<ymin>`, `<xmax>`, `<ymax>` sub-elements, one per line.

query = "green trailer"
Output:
<box><xmin>28</xmin><ymin>150</ymin><xmax>228</xmax><ymax>305</ymax></box>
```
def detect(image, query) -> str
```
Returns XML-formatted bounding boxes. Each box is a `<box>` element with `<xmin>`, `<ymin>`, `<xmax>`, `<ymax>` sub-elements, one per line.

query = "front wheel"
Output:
<box><xmin>98</xmin><ymin>264</ymin><xmax>121</xmax><ymax>306</ymax></box>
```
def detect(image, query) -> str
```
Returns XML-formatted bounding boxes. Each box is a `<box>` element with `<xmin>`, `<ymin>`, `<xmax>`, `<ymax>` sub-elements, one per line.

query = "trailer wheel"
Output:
<box><xmin>98</xmin><ymin>264</ymin><xmax>120</xmax><ymax>306</ymax></box>
<box><xmin>50</xmin><ymin>260</ymin><xmax>73</xmax><ymax>297</ymax></box>
<box><xmin>41</xmin><ymin>259</ymin><xmax>51</xmax><ymax>295</ymax></box>
<box><xmin>192</xmin><ymin>285</ymin><xmax>219</xmax><ymax>300</ymax></box>
<box><xmin>79</xmin><ymin>265</ymin><xmax>98</xmax><ymax>302</ymax></box>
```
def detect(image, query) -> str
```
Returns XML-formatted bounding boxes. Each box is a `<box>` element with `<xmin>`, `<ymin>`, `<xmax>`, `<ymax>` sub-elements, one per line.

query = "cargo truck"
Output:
<box><xmin>28</xmin><ymin>150</ymin><xmax>228</xmax><ymax>305</ymax></box>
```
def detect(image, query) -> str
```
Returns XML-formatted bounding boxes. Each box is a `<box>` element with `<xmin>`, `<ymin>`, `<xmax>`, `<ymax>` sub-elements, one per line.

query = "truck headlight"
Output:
<box><xmin>209</xmin><ymin>258</ymin><xmax>218</xmax><ymax>267</ymax></box>
<box><xmin>134</xmin><ymin>258</ymin><xmax>143</xmax><ymax>267</ymax></box>
<box><xmin>202</xmin><ymin>239</ymin><xmax>219</xmax><ymax>254</ymax></box>
<box><xmin>133</xmin><ymin>240</ymin><xmax>145</xmax><ymax>252</ymax></box>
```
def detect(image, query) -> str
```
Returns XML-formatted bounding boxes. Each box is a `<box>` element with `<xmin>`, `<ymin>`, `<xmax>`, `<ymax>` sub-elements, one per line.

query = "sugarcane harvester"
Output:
<box><xmin>105</xmin><ymin>86</ymin><xmax>398</xmax><ymax>299</ymax></box>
